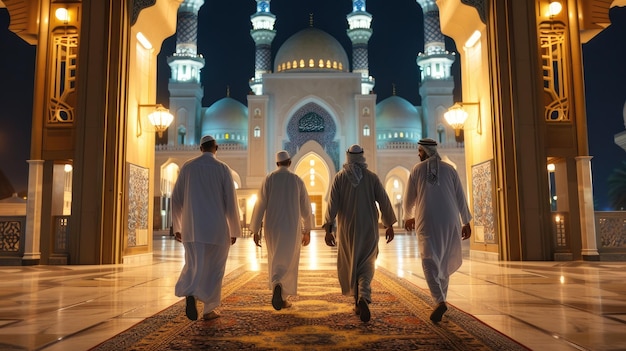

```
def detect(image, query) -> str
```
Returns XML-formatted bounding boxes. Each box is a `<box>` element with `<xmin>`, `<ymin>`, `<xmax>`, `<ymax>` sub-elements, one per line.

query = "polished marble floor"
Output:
<box><xmin>0</xmin><ymin>230</ymin><xmax>625</xmax><ymax>351</ymax></box>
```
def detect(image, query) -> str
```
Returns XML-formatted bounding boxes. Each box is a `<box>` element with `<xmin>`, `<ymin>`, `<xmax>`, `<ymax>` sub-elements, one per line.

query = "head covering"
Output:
<box><xmin>200</xmin><ymin>135</ymin><xmax>215</xmax><ymax>145</ymax></box>
<box><xmin>276</xmin><ymin>150</ymin><xmax>290</xmax><ymax>163</ymax></box>
<box><xmin>418</xmin><ymin>138</ymin><xmax>441</xmax><ymax>185</ymax></box>
<box><xmin>343</xmin><ymin>144</ymin><xmax>367</xmax><ymax>187</ymax></box>
<box><xmin>347</xmin><ymin>144</ymin><xmax>364</xmax><ymax>154</ymax></box>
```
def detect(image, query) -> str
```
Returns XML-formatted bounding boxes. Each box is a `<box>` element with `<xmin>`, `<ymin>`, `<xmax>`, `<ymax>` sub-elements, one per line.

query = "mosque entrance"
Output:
<box><xmin>293</xmin><ymin>151</ymin><xmax>332</xmax><ymax>228</ymax></box>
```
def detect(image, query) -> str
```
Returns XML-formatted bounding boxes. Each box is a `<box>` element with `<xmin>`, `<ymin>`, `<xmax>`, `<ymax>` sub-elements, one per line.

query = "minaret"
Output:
<box><xmin>415</xmin><ymin>0</ymin><xmax>456</xmax><ymax>145</ymax></box>
<box><xmin>347</xmin><ymin>0</ymin><xmax>374</xmax><ymax>94</ymax></box>
<box><xmin>167</xmin><ymin>0</ymin><xmax>205</xmax><ymax>145</ymax></box>
<box><xmin>249</xmin><ymin>0</ymin><xmax>276</xmax><ymax>95</ymax></box>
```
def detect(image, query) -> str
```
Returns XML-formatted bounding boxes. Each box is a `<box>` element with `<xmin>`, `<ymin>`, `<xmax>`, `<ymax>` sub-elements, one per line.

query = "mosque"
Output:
<box><xmin>1</xmin><ymin>0</ymin><xmax>625</xmax><ymax>267</ymax></box>
<box><xmin>153</xmin><ymin>0</ymin><xmax>465</xmax><ymax>232</ymax></box>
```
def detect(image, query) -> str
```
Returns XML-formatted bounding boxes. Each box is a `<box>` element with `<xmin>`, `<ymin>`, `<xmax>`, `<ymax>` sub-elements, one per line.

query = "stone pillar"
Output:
<box><xmin>575</xmin><ymin>156</ymin><xmax>600</xmax><ymax>259</ymax></box>
<box><xmin>23</xmin><ymin>160</ymin><xmax>44</xmax><ymax>264</ymax></box>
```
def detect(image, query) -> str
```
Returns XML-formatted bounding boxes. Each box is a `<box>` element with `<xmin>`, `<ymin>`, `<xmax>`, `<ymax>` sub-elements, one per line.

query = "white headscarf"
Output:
<box><xmin>343</xmin><ymin>145</ymin><xmax>367</xmax><ymax>187</ymax></box>
<box><xmin>418</xmin><ymin>138</ymin><xmax>440</xmax><ymax>185</ymax></box>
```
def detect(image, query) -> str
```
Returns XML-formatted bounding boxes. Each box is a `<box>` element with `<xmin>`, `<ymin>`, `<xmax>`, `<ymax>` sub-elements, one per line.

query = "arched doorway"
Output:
<box><xmin>293</xmin><ymin>146</ymin><xmax>334</xmax><ymax>228</ymax></box>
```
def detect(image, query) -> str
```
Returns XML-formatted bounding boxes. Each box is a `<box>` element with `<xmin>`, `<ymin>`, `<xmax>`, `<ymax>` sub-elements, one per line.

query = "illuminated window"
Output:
<box><xmin>318</xmin><ymin>59</ymin><xmax>324</xmax><ymax>68</ymax></box>
<box><xmin>299</xmin><ymin>59</ymin><xmax>305</xmax><ymax>68</ymax></box>
<box><xmin>309</xmin><ymin>59</ymin><xmax>314</xmax><ymax>67</ymax></box>
<box><xmin>254</xmin><ymin>126</ymin><xmax>261</xmax><ymax>138</ymax></box>
<box><xmin>363</xmin><ymin>125</ymin><xmax>370</xmax><ymax>136</ymax></box>
<box><xmin>333</xmin><ymin>61</ymin><xmax>337</xmax><ymax>69</ymax></box>
<box><xmin>293</xmin><ymin>60</ymin><xmax>297</xmax><ymax>68</ymax></box>
<box><xmin>339</xmin><ymin>63</ymin><xmax>343</xmax><ymax>70</ymax></box>
<box><xmin>326</xmin><ymin>60</ymin><xmax>331</xmax><ymax>68</ymax></box>
<box><xmin>287</xmin><ymin>61</ymin><xmax>291</xmax><ymax>69</ymax></box>
<box><xmin>225</xmin><ymin>133</ymin><xmax>230</xmax><ymax>139</ymax></box>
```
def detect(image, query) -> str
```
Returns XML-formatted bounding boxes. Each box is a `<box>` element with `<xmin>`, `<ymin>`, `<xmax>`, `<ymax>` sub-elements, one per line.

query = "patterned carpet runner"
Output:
<box><xmin>91</xmin><ymin>268</ymin><xmax>528</xmax><ymax>350</ymax></box>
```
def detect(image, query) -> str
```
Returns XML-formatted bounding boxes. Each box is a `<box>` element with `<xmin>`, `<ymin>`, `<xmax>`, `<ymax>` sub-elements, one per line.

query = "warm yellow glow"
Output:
<box><xmin>309</xmin><ymin>159</ymin><xmax>315</xmax><ymax>166</ymax></box>
<box><xmin>147</xmin><ymin>106</ymin><xmax>174</xmax><ymax>137</ymax></box>
<box><xmin>248</xmin><ymin>194</ymin><xmax>258</xmax><ymax>207</ymax></box>
<box><xmin>548</xmin><ymin>1</ymin><xmax>563</xmax><ymax>16</ymax></box>
<box><xmin>547</xmin><ymin>163</ymin><xmax>556</xmax><ymax>172</ymax></box>
<box><xmin>55</xmin><ymin>8</ymin><xmax>69</xmax><ymax>22</ymax></box>
<box><xmin>136</xmin><ymin>32</ymin><xmax>153</xmax><ymax>50</ymax></box>
<box><xmin>464</xmin><ymin>30</ymin><xmax>481</xmax><ymax>48</ymax></box>
<box><xmin>444</xmin><ymin>104</ymin><xmax>468</xmax><ymax>130</ymax></box>
<box><xmin>64</xmin><ymin>164</ymin><xmax>73</xmax><ymax>173</ymax></box>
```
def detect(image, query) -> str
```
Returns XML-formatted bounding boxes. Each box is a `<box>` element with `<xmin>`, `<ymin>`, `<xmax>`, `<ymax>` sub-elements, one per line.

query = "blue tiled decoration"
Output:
<box><xmin>284</xmin><ymin>102</ymin><xmax>339</xmax><ymax>171</ymax></box>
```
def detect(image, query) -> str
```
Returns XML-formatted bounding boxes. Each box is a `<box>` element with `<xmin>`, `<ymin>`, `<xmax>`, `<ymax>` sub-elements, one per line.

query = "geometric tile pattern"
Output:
<box><xmin>424</xmin><ymin>11</ymin><xmax>444</xmax><ymax>45</ymax></box>
<box><xmin>352</xmin><ymin>45</ymin><xmax>368</xmax><ymax>71</ymax></box>
<box><xmin>176</xmin><ymin>12</ymin><xmax>198</xmax><ymax>52</ymax></box>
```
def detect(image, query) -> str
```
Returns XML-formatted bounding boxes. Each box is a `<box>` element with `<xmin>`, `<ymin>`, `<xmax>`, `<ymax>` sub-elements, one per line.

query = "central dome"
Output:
<box><xmin>274</xmin><ymin>28</ymin><xmax>349</xmax><ymax>73</ymax></box>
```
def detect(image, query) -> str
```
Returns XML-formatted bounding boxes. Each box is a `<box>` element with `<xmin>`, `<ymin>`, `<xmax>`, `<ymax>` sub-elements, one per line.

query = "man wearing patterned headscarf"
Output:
<box><xmin>324</xmin><ymin>144</ymin><xmax>397</xmax><ymax>323</ymax></box>
<box><xmin>402</xmin><ymin>138</ymin><xmax>472</xmax><ymax>323</ymax></box>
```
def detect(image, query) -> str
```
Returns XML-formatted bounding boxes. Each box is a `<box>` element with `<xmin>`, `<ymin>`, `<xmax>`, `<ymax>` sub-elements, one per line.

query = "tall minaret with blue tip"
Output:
<box><xmin>250</xmin><ymin>0</ymin><xmax>276</xmax><ymax>95</ymax></box>
<box><xmin>416</xmin><ymin>0</ymin><xmax>456</xmax><ymax>145</ymax></box>
<box><xmin>167</xmin><ymin>0</ymin><xmax>205</xmax><ymax>145</ymax></box>
<box><xmin>347</xmin><ymin>0</ymin><xmax>374</xmax><ymax>95</ymax></box>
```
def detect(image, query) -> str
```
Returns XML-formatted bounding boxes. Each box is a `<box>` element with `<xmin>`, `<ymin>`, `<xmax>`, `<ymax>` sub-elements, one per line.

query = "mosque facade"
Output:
<box><xmin>154</xmin><ymin>0</ymin><xmax>465</xmax><ymax>230</ymax></box>
<box><xmin>4</xmin><ymin>0</ymin><xmax>625</xmax><ymax>266</ymax></box>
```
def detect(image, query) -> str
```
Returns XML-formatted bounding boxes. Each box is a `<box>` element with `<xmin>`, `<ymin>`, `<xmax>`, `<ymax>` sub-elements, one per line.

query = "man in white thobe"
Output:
<box><xmin>172</xmin><ymin>135</ymin><xmax>241</xmax><ymax>321</ymax></box>
<box><xmin>403</xmin><ymin>138</ymin><xmax>472</xmax><ymax>323</ymax></box>
<box><xmin>324</xmin><ymin>144</ymin><xmax>396</xmax><ymax>323</ymax></box>
<box><xmin>250</xmin><ymin>150</ymin><xmax>312</xmax><ymax>310</ymax></box>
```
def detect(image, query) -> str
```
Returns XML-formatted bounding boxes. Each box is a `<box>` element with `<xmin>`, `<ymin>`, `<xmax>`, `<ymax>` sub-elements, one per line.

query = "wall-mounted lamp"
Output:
<box><xmin>547</xmin><ymin>1</ymin><xmax>563</xmax><ymax>17</ymax></box>
<box><xmin>137</xmin><ymin>104</ymin><xmax>174</xmax><ymax>138</ymax></box>
<box><xmin>444</xmin><ymin>101</ymin><xmax>482</xmax><ymax>142</ymax></box>
<box><xmin>55</xmin><ymin>8</ymin><xmax>69</xmax><ymax>22</ymax></box>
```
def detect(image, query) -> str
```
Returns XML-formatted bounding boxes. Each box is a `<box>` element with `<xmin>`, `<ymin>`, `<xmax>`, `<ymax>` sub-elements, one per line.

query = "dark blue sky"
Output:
<box><xmin>1</xmin><ymin>2</ymin><xmax>625</xmax><ymax>210</ymax></box>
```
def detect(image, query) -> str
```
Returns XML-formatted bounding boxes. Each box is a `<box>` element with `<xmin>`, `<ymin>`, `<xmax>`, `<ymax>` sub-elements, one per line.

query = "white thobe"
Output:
<box><xmin>172</xmin><ymin>152</ymin><xmax>241</xmax><ymax>311</ymax></box>
<box><xmin>403</xmin><ymin>160</ymin><xmax>472</xmax><ymax>304</ymax></box>
<box><xmin>249</xmin><ymin>166</ymin><xmax>312</xmax><ymax>297</ymax></box>
<box><xmin>324</xmin><ymin>168</ymin><xmax>396</xmax><ymax>303</ymax></box>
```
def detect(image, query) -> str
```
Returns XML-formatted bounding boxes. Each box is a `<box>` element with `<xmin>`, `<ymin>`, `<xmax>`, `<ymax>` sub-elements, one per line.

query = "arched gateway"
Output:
<box><xmin>1</xmin><ymin>0</ymin><xmax>619</xmax><ymax>265</ymax></box>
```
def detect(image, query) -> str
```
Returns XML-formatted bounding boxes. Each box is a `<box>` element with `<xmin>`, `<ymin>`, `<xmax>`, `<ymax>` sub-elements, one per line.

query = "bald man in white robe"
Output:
<box><xmin>250</xmin><ymin>150</ymin><xmax>312</xmax><ymax>310</ymax></box>
<box><xmin>403</xmin><ymin>138</ymin><xmax>472</xmax><ymax>323</ymax></box>
<box><xmin>324</xmin><ymin>144</ymin><xmax>396</xmax><ymax>323</ymax></box>
<box><xmin>172</xmin><ymin>135</ymin><xmax>241</xmax><ymax>321</ymax></box>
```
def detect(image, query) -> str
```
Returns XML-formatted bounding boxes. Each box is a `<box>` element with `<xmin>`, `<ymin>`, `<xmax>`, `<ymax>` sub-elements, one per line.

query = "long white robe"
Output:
<box><xmin>171</xmin><ymin>152</ymin><xmax>241</xmax><ymax>310</ymax></box>
<box><xmin>403</xmin><ymin>160</ymin><xmax>472</xmax><ymax>303</ymax></box>
<box><xmin>324</xmin><ymin>168</ymin><xmax>396</xmax><ymax>303</ymax></box>
<box><xmin>249</xmin><ymin>166</ymin><xmax>312</xmax><ymax>297</ymax></box>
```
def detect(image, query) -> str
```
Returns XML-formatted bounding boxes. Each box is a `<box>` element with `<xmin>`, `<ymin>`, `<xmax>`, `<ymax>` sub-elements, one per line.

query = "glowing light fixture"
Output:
<box><xmin>444</xmin><ymin>101</ymin><xmax>481</xmax><ymax>139</ymax></box>
<box><xmin>548</xmin><ymin>1</ymin><xmax>562</xmax><ymax>17</ymax></box>
<box><xmin>55</xmin><ymin>8</ymin><xmax>69</xmax><ymax>22</ymax></box>
<box><xmin>136</xmin><ymin>32</ymin><xmax>153</xmax><ymax>50</ymax></box>
<box><xmin>137</xmin><ymin>104</ymin><xmax>174</xmax><ymax>137</ymax></box>
<box><xmin>547</xmin><ymin>163</ymin><xmax>556</xmax><ymax>172</ymax></box>
<box><xmin>444</xmin><ymin>103</ymin><xmax>469</xmax><ymax>137</ymax></box>
<box><xmin>464</xmin><ymin>30</ymin><xmax>481</xmax><ymax>48</ymax></box>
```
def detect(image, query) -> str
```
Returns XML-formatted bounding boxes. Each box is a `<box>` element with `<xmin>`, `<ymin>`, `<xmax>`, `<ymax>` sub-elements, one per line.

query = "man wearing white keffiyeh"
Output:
<box><xmin>402</xmin><ymin>138</ymin><xmax>472</xmax><ymax>323</ymax></box>
<box><xmin>324</xmin><ymin>144</ymin><xmax>396</xmax><ymax>323</ymax></box>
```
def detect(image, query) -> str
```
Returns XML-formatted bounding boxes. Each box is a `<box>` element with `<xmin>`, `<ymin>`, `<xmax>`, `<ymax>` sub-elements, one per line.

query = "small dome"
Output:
<box><xmin>274</xmin><ymin>27</ymin><xmax>349</xmax><ymax>73</ymax></box>
<box><xmin>376</xmin><ymin>96</ymin><xmax>422</xmax><ymax>142</ymax></box>
<box><xmin>201</xmin><ymin>97</ymin><xmax>248</xmax><ymax>144</ymax></box>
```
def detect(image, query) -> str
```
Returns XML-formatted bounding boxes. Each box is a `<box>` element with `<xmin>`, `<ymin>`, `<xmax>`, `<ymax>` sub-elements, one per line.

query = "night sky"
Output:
<box><xmin>1</xmin><ymin>2</ymin><xmax>625</xmax><ymax>210</ymax></box>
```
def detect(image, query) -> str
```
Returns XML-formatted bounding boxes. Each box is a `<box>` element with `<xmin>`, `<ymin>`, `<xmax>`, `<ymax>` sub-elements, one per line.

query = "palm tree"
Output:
<box><xmin>607</xmin><ymin>161</ymin><xmax>626</xmax><ymax>211</ymax></box>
